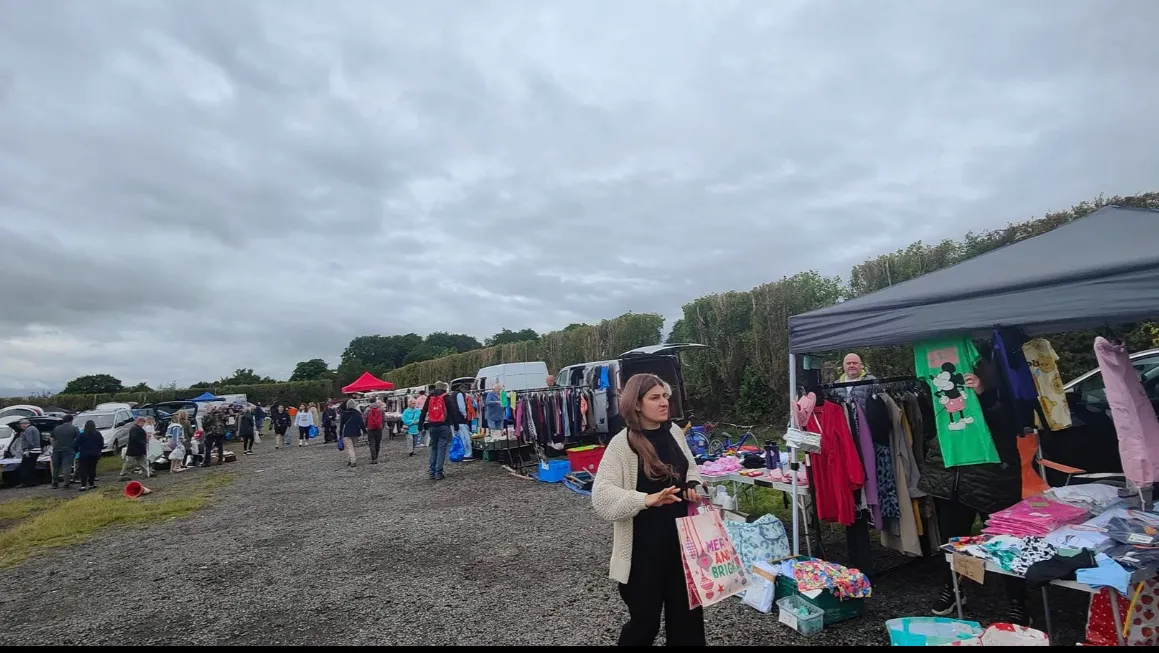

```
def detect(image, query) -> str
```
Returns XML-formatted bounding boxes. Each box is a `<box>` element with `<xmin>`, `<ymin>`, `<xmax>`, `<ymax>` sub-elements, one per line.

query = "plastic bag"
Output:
<box><xmin>977</xmin><ymin>624</ymin><xmax>1048</xmax><ymax>646</ymax></box>
<box><xmin>169</xmin><ymin>444</ymin><xmax>185</xmax><ymax>462</ymax></box>
<box><xmin>743</xmin><ymin>573</ymin><xmax>775</xmax><ymax>613</ymax></box>
<box><xmin>308</xmin><ymin>425</ymin><xmax>318</xmax><ymax>439</ymax></box>
<box><xmin>449</xmin><ymin>435</ymin><xmax>465</xmax><ymax>462</ymax></box>
<box><xmin>337</xmin><ymin>436</ymin><xmax>345</xmax><ymax>452</ymax></box>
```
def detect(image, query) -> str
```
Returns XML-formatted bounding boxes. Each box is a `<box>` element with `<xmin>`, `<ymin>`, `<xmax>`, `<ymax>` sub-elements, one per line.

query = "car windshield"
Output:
<box><xmin>77</xmin><ymin>413</ymin><xmax>116</xmax><ymax>430</ymax></box>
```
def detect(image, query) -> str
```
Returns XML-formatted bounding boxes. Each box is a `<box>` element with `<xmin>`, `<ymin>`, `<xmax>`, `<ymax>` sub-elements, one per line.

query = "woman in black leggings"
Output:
<box><xmin>239</xmin><ymin>409</ymin><xmax>256</xmax><ymax>455</ymax></box>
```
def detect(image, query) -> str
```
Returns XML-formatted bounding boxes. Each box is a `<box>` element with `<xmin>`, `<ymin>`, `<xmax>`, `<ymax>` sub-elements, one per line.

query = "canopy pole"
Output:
<box><xmin>788</xmin><ymin>353</ymin><xmax>799</xmax><ymax>556</ymax></box>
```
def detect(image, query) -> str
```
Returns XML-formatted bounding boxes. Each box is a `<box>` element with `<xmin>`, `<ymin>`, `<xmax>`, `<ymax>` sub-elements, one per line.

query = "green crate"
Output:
<box><xmin>773</xmin><ymin>558</ymin><xmax>865</xmax><ymax>626</ymax></box>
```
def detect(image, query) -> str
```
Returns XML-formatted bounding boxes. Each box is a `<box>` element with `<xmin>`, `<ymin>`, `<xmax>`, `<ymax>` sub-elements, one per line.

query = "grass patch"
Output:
<box><xmin>0</xmin><ymin>497</ymin><xmax>62</xmax><ymax>521</ymax></box>
<box><xmin>0</xmin><ymin>474</ymin><xmax>233</xmax><ymax>569</ymax></box>
<box><xmin>96</xmin><ymin>455</ymin><xmax>125</xmax><ymax>475</ymax></box>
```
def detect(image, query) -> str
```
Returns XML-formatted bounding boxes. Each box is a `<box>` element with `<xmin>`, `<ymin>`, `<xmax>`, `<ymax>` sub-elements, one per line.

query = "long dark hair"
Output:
<box><xmin>83</xmin><ymin>420</ymin><xmax>100</xmax><ymax>439</ymax></box>
<box><xmin>619</xmin><ymin>373</ymin><xmax>676</xmax><ymax>482</ymax></box>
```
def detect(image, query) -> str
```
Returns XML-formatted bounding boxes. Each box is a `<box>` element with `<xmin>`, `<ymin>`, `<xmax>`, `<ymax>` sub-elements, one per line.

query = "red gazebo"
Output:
<box><xmin>341</xmin><ymin>372</ymin><xmax>395</xmax><ymax>394</ymax></box>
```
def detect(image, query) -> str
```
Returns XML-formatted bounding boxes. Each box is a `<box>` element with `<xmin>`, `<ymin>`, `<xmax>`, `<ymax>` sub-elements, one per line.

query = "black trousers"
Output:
<box><xmin>79</xmin><ymin>455</ymin><xmax>99</xmax><ymax>486</ymax></box>
<box><xmin>617</xmin><ymin>550</ymin><xmax>705</xmax><ymax>646</ymax></box>
<box><xmin>20</xmin><ymin>453</ymin><xmax>39</xmax><ymax>486</ymax></box>
<box><xmin>324</xmin><ymin>423</ymin><xmax>336</xmax><ymax>442</ymax></box>
<box><xmin>367</xmin><ymin>429</ymin><xmax>383</xmax><ymax>461</ymax></box>
<box><xmin>204</xmin><ymin>435</ymin><xmax>224</xmax><ymax>465</ymax></box>
<box><xmin>298</xmin><ymin>426</ymin><xmax>310</xmax><ymax>442</ymax></box>
<box><xmin>935</xmin><ymin>498</ymin><xmax>1025</xmax><ymax>601</ymax></box>
<box><xmin>242</xmin><ymin>432</ymin><xmax>254</xmax><ymax>452</ymax></box>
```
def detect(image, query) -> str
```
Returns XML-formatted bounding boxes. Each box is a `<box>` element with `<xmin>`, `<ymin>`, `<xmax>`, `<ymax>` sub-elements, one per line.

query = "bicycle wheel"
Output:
<box><xmin>708</xmin><ymin>438</ymin><xmax>724</xmax><ymax>456</ymax></box>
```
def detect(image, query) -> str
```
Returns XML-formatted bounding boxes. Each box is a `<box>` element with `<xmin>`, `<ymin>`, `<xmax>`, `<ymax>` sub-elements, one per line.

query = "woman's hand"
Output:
<box><xmin>683</xmin><ymin>488</ymin><xmax>699</xmax><ymax>503</ymax></box>
<box><xmin>645</xmin><ymin>486</ymin><xmax>683</xmax><ymax>508</ymax></box>
<box><xmin>964</xmin><ymin>373</ymin><xmax>985</xmax><ymax>395</ymax></box>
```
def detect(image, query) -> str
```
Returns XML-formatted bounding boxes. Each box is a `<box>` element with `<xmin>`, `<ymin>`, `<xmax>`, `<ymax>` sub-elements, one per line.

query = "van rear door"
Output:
<box><xmin>619</xmin><ymin>344</ymin><xmax>707</xmax><ymax>421</ymax></box>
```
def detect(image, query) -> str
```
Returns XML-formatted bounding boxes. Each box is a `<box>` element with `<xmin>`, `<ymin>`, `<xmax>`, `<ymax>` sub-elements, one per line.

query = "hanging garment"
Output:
<box><xmin>806</xmin><ymin>402</ymin><xmax>866</xmax><ymax>526</ymax></box>
<box><xmin>880</xmin><ymin>394</ymin><xmax>924</xmax><ymax>557</ymax></box>
<box><xmin>1093</xmin><ymin>336</ymin><xmax>1159</xmax><ymax>489</ymax></box>
<box><xmin>875</xmin><ymin>443</ymin><xmax>901</xmax><ymax>519</ymax></box>
<box><xmin>855</xmin><ymin>404</ymin><xmax>881</xmax><ymax>527</ymax></box>
<box><xmin>914</xmin><ymin>337</ymin><xmax>1001</xmax><ymax>467</ymax></box>
<box><xmin>1022</xmin><ymin>338</ymin><xmax>1072</xmax><ymax>431</ymax></box>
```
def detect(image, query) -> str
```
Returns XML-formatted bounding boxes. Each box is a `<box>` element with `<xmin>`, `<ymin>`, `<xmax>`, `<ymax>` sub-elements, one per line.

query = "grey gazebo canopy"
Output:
<box><xmin>788</xmin><ymin>206</ymin><xmax>1159</xmax><ymax>354</ymax></box>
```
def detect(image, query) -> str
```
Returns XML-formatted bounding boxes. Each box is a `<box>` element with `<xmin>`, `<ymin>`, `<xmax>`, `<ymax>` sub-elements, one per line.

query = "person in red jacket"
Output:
<box><xmin>365</xmin><ymin>399</ymin><xmax>385</xmax><ymax>464</ymax></box>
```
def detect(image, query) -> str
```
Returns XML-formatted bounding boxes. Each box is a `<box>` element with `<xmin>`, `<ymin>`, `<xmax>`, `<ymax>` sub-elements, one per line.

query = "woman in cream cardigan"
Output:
<box><xmin>592</xmin><ymin>373</ymin><xmax>705</xmax><ymax>647</ymax></box>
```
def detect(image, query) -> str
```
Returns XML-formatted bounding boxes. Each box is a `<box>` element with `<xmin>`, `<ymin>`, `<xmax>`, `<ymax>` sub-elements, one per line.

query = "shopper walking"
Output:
<box><xmin>77</xmin><ymin>420</ymin><xmax>103</xmax><ymax>491</ymax></box>
<box><xmin>419</xmin><ymin>382</ymin><xmax>453</xmax><ymax>480</ymax></box>
<box><xmin>119</xmin><ymin>417</ymin><xmax>154</xmax><ymax>479</ymax></box>
<box><xmin>339</xmin><ymin>399</ymin><xmax>363</xmax><ymax>467</ymax></box>
<box><xmin>295</xmin><ymin>403</ymin><xmax>314</xmax><ymax>447</ymax></box>
<box><xmin>174</xmin><ymin>410</ymin><xmax>194</xmax><ymax>456</ymax></box>
<box><xmin>365</xmin><ymin>399</ymin><xmax>385</xmax><ymax>464</ymax></box>
<box><xmin>49</xmin><ymin>414</ymin><xmax>80</xmax><ymax>489</ymax></box>
<box><xmin>448</xmin><ymin>383</ymin><xmax>473</xmax><ymax>460</ymax></box>
<box><xmin>414</xmin><ymin>390</ymin><xmax>428</xmax><ymax>447</ymax></box>
<box><xmin>272</xmin><ymin>404</ymin><xmax>291</xmax><ymax>450</ymax></box>
<box><xmin>165</xmin><ymin>419</ymin><xmax>187</xmax><ymax>473</ymax></box>
<box><xmin>402</xmin><ymin>398</ymin><xmax>421</xmax><ymax>457</ymax></box>
<box><xmin>239</xmin><ymin>408</ymin><xmax>257</xmax><ymax>455</ymax></box>
<box><xmin>308</xmin><ymin>402</ymin><xmax>321</xmax><ymax>435</ymax></box>
<box><xmin>592</xmin><ymin>373</ymin><xmax>706</xmax><ymax>647</ymax></box>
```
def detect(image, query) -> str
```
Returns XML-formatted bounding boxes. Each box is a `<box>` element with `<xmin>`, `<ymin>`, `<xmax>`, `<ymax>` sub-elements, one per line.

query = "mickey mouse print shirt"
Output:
<box><xmin>914</xmin><ymin>337</ymin><xmax>1001</xmax><ymax>467</ymax></box>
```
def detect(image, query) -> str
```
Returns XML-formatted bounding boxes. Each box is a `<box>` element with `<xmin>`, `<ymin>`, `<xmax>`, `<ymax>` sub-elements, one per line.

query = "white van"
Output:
<box><xmin>475</xmin><ymin>362</ymin><xmax>549</xmax><ymax>392</ymax></box>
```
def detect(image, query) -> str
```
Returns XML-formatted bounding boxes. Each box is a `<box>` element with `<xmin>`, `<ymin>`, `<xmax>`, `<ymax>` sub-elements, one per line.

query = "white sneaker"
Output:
<box><xmin>948</xmin><ymin>420</ymin><xmax>967</xmax><ymax>431</ymax></box>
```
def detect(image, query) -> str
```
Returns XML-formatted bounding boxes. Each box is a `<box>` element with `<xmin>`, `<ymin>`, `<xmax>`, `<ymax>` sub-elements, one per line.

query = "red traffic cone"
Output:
<box><xmin>123</xmin><ymin>480</ymin><xmax>153</xmax><ymax>498</ymax></box>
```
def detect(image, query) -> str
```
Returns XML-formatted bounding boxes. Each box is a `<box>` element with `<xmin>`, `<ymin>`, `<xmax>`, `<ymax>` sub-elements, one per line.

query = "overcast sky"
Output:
<box><xmin>1</xmin><ymin>0</ymin><xmax>1157</xmax><ymax>395</ymax></box>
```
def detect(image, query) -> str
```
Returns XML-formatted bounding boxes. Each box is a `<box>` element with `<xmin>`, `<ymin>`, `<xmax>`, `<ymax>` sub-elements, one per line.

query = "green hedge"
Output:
<box><xmin>0</xmin><ymin>380</ymin><xmax>336</xmax><ymax>412</ymax></box>
<box><xmin>383</xmin><ymin>312</ymin><xmax>665</xmax><ymax>388</ymax></box>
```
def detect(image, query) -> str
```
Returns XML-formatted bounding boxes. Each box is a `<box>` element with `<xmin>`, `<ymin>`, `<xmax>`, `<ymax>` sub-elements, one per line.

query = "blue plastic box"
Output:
<box><xmin>537</xmin><ymin>459</ymin><xmax>571</xmax><ymax>483</ymax></box>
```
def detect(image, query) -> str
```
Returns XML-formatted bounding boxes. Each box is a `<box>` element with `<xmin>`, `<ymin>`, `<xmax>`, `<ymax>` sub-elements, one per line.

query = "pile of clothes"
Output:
<box><xmin>698</xmin><ymin>456</ymin><xmax>743</xmax><ymax>477</ymax></box>
<box><xmin>778</xmin><ymin>557</ymin><xmax>872</xmax><ymax>600</ymax></box>
<box><xmin>982</xmin><ymin>495</ymin><xmax>1090</xmax><ymax>536</ymax></box>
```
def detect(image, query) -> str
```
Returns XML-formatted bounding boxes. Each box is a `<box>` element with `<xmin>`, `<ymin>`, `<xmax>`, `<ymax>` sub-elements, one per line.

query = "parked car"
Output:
<box><xmin>1040</xmin><ymin>348</ymin><xmax>1159</xmax><ymax>483</ymax></box>
<box><xmin>73</xmin><ymin>407</ymin><xmax>136</xmax><ymax>453</ymax></box>
<box><xmin>475</xmin><ymin>362</ymin><xmax>550</xmax><ymax>392</ymax></box>
<box><xmin>0</xmin><ymin>404</ymin><xmax>45</xmax><ymax>420</ymax></box>
<box><xmin>136</xmin><ymin>401</ymin><xmax>201</xmax><ymax>433</ymax></box>
<box><xmin>1</xmin><ymin>415</ymin><xmax>63</xmax><ymax>457</ymax></box>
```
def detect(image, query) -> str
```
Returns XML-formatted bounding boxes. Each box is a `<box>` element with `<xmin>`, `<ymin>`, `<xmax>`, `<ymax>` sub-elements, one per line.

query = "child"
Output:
<box><xmin>166</xmin><ymin>420</ymin><xmax>186</xmax><ymax>473</ymax></box>
<box><xmin>401</xmin><ymin>399</ymin><xmax>422</xmax><ymax>457</ymax></box>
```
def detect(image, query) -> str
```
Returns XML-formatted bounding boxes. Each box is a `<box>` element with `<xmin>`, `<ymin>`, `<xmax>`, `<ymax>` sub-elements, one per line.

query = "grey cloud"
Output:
<box><xmin>1</xmin><ymin>0</ymin><xmax>1157</xmax><ymax>395</ymax></box>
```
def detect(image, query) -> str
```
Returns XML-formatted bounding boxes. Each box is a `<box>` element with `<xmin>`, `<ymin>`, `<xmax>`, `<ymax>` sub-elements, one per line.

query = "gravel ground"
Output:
<box><xmin>0</xmin><ymin>435</ymin><xmax>1088</xmax><ymax>645</ymax></box>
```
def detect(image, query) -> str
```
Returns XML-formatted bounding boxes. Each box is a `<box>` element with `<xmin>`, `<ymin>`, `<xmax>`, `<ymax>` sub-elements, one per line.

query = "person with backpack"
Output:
<box><xmin>365</xmin><ymin>399</ymin><xmax>386</xmax><ymax>464</ymax></box>
<box><xmin>418</xmin><ymin>381</ymin><xmax>454</xmax><ymax>480</ymax></box>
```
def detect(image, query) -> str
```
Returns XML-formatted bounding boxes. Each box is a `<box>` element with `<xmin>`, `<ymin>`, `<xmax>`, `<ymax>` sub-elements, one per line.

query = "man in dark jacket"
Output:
<box><xmin>339</xmin><ymin>400</ymin><xmax>364</xmax><ymax>467</ymax></box>
<box><xmin>15</xmin><ymin>418</ymin><xmax>42</xmax><ymax>487</ymax></box>
<box><xmin>49</xmin><ymin>415</ymin><xmax>80</xmax><ymax>488</ymax></box>
<box><xmin>119</xmin><ymin>417</ymin><xmax>153</xmax><ymax>479</ymax></box>
<box><xmin>419</xmin><ymin>382</ymin><xmax>454</xmax><ymax>481</ymax></box>
<box><xmin>918</xmin><ymin>357</ymin><xmax>1028</xmax><ymax>625</ymax></box>
<box><xmin>202</xmin><ymin>410</ymin><xmax>226</xmax><ymax>467</ymax></box>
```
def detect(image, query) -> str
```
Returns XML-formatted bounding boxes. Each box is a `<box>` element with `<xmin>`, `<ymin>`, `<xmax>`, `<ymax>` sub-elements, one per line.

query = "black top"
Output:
<box><xmin>631</xmin><ymin>423</ymin><xmax>691</xmax><ymax>566</ymax></box>
<box><xmin>239</xmin><ymin>414</ymin><xmax>255</xmax><ymax>436</ymax></box>
<box><xmin>126</xmin><ymin>425</ymin><xmax>148</xmax><ymax>457</ymax></box>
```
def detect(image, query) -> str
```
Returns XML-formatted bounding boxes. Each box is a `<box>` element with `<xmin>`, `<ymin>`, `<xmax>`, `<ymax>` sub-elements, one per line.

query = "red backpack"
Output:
<box><xmin>366</xmin><ymin>405</ymin><xmax>383</xmax><ymax>430</ymax></box>
<box><xmin>426</xmin><ymin>394</ymin><xmax>447</xmax><ymax>425</ymax></box>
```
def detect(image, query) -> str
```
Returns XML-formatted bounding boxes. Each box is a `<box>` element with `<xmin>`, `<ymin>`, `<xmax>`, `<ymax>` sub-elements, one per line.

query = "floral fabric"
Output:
<box><xmin>788</xmin><ymin>558</ymin><xmax>872</xmax><ymax>600</ymax></box>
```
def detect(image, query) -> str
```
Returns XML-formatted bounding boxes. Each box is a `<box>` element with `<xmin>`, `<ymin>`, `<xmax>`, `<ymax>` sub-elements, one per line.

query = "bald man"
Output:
<box><xmin>838</xmin><ymin>353</ymin><xmax>875</xmax><ymax>400</ymax></box>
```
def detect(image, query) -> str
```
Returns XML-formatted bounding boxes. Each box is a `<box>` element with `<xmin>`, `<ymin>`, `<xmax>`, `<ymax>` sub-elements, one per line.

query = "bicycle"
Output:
<box><xmin>705</xmin><ymin>422</ymin><xmax>759</xmax><ymax>457</ymax></box>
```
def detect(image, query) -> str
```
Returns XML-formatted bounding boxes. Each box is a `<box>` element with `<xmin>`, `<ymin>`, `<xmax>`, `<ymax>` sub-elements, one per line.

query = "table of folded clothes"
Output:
<box><xmin>940</xmin><ymin>483</ymin><xmax>1159</xmax><ymax>646</ymax></box>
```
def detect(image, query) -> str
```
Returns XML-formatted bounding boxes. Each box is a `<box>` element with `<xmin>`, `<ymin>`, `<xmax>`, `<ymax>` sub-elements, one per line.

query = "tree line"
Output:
<box><xmin>13</xmin><ymin>192</ymin><xmax>1159</xmax><ymax>424</ymax></box>
<box><xmin>55</xmin><ymin>328</ymin><xmax>547</xmax><ymax>396</ymax></box>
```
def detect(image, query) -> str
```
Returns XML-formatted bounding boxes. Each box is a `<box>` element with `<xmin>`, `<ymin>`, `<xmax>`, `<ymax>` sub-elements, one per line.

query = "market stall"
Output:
<box><xmin>783</xmin><ymin>205</ymin><xmax>1159</xmax><ymax>643</ymax></box>
<box><xmin>340</xmin><ymin>372</ymin><xmax>394</xmax><ymax>395</ymax></box>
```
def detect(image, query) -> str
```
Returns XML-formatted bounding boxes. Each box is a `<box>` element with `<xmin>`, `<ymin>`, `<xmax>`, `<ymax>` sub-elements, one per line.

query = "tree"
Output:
<box><xmin>402</xmin><ymin>344</ymin><xmax>456</xmax><ymax>366</ymax></box>
<box><xmin>424</xmin><ymin>332</ymin><xmax>482</xmax><ymax>354</ymax></box>
<box><xmin>485</xmin><ymin>328</ymin><xmax>539</xmax><ymax>347</ymax></box>
<box><xmin>190</xmin><ymin>381</ymin><xmax>214</xmax><ymax>389</ymax></box>
<box><xmin>290</xmin><ymin>359</ymin><xmax>333</xmax><ymax>382</ymax></box>
<box><xmin>126</xmin><ymin>382</ymin><xmax>153</xmax><ymax>393</ymax></box>
<box><xmin>61</xmin><ymin>374</ymin><xmax>124</xmax><ymax>395</ymax></box>
<box><xmin>563</xmin><ymin>323</ymin><xmax>589</xmax><ymax>332</ymax></box>
<box><xmin>217</xmin><ymin>368</ymin><xmax>277</xmax><ymax>386</ymax></box>
<box><xmin>341</xmin><ymin>333</ymin><xmax>423</xmax><ymax>370</ymax></box>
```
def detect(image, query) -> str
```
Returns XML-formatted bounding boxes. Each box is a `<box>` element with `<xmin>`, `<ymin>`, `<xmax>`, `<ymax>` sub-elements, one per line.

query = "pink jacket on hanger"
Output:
<box><xmin>1094</xmin><ymin>336</ymin><xmax>1159</xmax><ymax>488</ymax></box>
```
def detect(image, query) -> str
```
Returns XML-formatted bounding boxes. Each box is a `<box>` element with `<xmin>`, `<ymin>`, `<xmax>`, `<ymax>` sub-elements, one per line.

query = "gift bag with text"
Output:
<box><xmin>676</xmin><ymin>507</ymin><xmax>749</xmax><ymax>608</ymax></box>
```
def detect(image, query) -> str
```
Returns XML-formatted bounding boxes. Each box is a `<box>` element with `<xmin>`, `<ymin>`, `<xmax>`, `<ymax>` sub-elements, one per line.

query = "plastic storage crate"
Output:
<box><xmin>774</xmin><ymin>557</ymin><xmax>866</xmax><ymax>625</ymax></box>
<box><xmin>777</xmin><ymin>596</ymin><xmax>824</xmax><ymax>637</ymax></box>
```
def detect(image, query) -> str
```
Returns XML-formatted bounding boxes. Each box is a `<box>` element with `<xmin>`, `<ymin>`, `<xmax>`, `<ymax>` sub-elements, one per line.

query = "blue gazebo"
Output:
<box><xmin>191</xmin><ymin>391</ymin><xmax>223</xmax><ymax>402</ymax></box>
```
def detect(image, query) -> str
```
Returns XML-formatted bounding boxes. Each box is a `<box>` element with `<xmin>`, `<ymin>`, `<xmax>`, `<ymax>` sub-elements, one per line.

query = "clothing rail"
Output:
<box><xmin>817</xmin><ymin>375</ymin><xmax>918</xmax><ymax>390</ymax></box>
